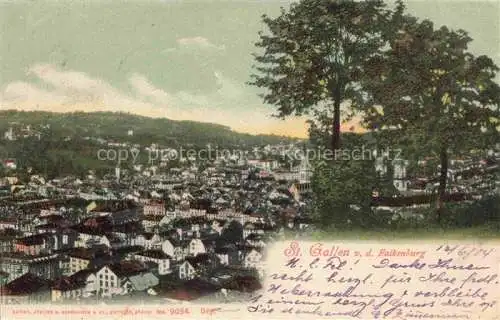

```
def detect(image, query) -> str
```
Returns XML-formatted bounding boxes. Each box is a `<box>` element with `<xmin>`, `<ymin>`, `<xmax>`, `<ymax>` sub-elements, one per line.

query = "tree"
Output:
<box><xmin>250</xmin><ymin>0</ymin><xmax>401</xmax><ymax>151</ymax></box>
<box><xmin>362</xmin><ymin>17</ymin><xmax>500</xmax><ymax>222</ymax></box>
<box><xmin>311</xmin><ymin>158</ymin><xmax>380</xmax><ymax>228</ymax></box>
<box><xmin>220</xmin><ymin>220</ymin><xmax>243</xmax><ymax>244</ymax></box>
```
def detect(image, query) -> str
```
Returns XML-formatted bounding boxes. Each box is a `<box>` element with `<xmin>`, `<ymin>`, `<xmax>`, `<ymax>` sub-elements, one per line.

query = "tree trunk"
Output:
<box><xmin>436</xmin><ymin>145</ymin><xmax>448</xmax><ymax>223</ymax></box>
<box><xmin>331</xmin><ymin>83</ymin><xmax>342</xmax><ymax>152</ymax></box>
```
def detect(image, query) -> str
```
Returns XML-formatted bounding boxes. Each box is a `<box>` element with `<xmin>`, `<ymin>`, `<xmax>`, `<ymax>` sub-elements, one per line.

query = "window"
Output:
<box><xmin>105</xmin><ymin>275</ymin><xmax>108</xmax><ymax>280</ymax></box>
<box><xmin>100</xmin><ymin>280</ymin><xmax>103</xmax><ymax>286</ymax></box>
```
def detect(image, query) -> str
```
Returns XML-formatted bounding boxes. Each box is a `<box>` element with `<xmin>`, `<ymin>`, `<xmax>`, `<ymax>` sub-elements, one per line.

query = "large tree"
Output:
<box><xmin>250</xmin><ymin>0</ymin><xmax>403</xmax><ymax>151</ymax></box>
<box><xmin>362</xmin><ymin>17</ymin><xmax>500</xmax><ymax>221</ymax></box>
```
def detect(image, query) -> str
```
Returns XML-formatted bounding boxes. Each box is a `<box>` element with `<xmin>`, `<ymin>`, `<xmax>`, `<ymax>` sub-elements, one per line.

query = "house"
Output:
<box><xmin>95</xmin><ymin>260</ymin><xmax>150</xmax><ymax>297</ymax></box>
<box><xmin>67</xmin><ymin>246</ymin><xmax>111</xmax><ymax>275</ymax></box>
<box><xmin>142</xmin><ymin>215</ymin><xmax>163</xmax><ymax>232</ymax></box>
<box><xmin>17</xmin><ymin>219</ymin><xmax>37</xmax><ymax>234</ymax></box>
<box><xmin>184</xmin><ymin>253</ymin><xmax>217</xmax><ymax>276</ymax></box>
<box><xmin>242</xmin><ymin>222</ymin><xmax>266</xmax><ymax>239</ymax></box>
<box><xmin>393</xmin><ymin>159</ymin><xmax>410</xmax><ymax>192</ymax></box>
<box><xmin>120</xmin><ymin>272</ymin><xmax>159</xmax><ymax>294</ymax></box>
<box><xmin>51</xmin><ymin>274</ymin><xmax>87</xmax><ymax>302</ymax></box>
<box><xmin>94</xmin><ymin>264</ymin><xmax>127</xmax><ymax>296</ymax></box>
<box><xmin>72</xmin><ymin>221</ymin><xmax>112</xmax><ymax>248</ymax></box>
<box><xmin>95</xmin><ymin>201</ymin><xmax>141</xmax><ymax>226</ymax></box>
<box><xmin>173</xmin><ymin>243</ymin><xmax>188</xmax><ymax>261</ymax></box>
<box><xmin>247</xmin><ymin>159</ymin><xmax>278</xmax><ymax>171</ymax></box>
<box><xmin>0</xmin><ymin>228</ymin><xmax>21</xmax><ymax>253</ymax></box>
<box><xmin>0</xmin><ymin>273</ymin><xmax>51</xmax><ymax>304</ymax></box>
<box><xmin>73</xmin><ymin>231</ymin><xmax>107</xmax><ymax>248</ymax></box>
<box><xmin>65</xmin><ymin>268</ymin><xmax>98</xmax><ymax>297</ymax></box>
<box><xmin>102</xmin><ymin>233</ymin><xmax>127</xmax><ymax>249</ymax></box>
<box><xmin>35</xmin><ymin>214</ymin><xmax>69</xmax><ymax>228</ymax></box>
<box><xmin>132</xmin><ymin>232</ymin><xmax>162</xmax><ymax>249</ymax></box>
<box><xmin>160</xmin><ymin>238</ymin><xmax>189</xmax><ymax>261</ymax></box>
<box><xmin>81</xmin><ymin>215</ymin><xmax>113</xmax><ymax>230</ymax></box>
<box><xmin>375</xmin><ymin>157</ymin><xmax>410</xmax><ymax>192</ymax></box>
<box><xmin>174</xmin><ymin>260</ymin><xmax>196</xmax><ymax>280</ymax></box>
<box><xmin>130</xmin><ymin>250</ymin><xmax>172</xmax><ymax>275</ymax></box>
<box><xmin>15</xmin><ymin>234</ymin><xmax>47</xmax><ymax>255</ymax></box>
<box><xmin>159</xmin><ymin>239</ymin><xmax>176</xmax><ymax>258</ymax></box>
<box><xmin>159</xmin><ymin>214</ymin><xmax>177</xmax><ymax>227</ymax></box>
<box><xmin>272</xmin><ymin>169</ymin><xmax>300</xmax><ymax>182</ymax></box>
<box><xmin>143</xmin><ymin>201</ymin><xmax>166</xmax><ymax>216</ymax></box>
<box><xmin>214</xmin><ymin>245</ymin><xmax>239</xmax><ymax>266</ymax></box>
<box><xmin>0</xmin><ymin>218</ymin><xmax>18</xmax><ymax>230</ymax></box>
<box><xmin>187</xmin><ymin>238</ymin><xmax>206</xmax><ymax>256</ymax></box>
<box><xmin>0</xmin><ymin>252</ymin><xmax>60</xmax><ymax>282</ymax></box>
<box><xmin>210</xmin><ymin>220</ymin><xmax>224</xmax><ymax>235</ymax></box>
<box><xmin>245</xmin><ymin>233</ymin><xmax>266</xmax><ymax>248</ymax></box>
<box><xmin>242</xmin><ymin>248</ymin><xmax>263</xmax><ymax>269</ymax></box>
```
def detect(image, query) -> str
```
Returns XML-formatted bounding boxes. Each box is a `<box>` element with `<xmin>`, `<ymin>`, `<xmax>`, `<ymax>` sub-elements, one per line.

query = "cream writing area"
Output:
<box><xmin>1</xmin><ymin>241</ymin><xmax>498</xmax><ymax>320</ymax></box>
<box><xmin>248</xmin><ymin>241</ymin><xmax>500</xmax><ymax>320</ymax></box>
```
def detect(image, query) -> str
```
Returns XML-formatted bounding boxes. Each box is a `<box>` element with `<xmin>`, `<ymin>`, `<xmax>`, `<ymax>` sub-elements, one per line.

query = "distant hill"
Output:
<box><xmin>0</xmin><ymin>110</ymin><xmax>300</xmax><ymax>147</ymax></box>
<box><xmin>0</xmin><ymin>110</ymin><xmax>301</xmax><ymax>179</ymax></box>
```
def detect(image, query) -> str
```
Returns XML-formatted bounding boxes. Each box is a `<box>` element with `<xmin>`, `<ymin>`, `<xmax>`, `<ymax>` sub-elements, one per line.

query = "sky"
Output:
<box><xmin>0</xmin><ymin>0</ymin><xmax>498</xmax><ymax>138</ymax></box>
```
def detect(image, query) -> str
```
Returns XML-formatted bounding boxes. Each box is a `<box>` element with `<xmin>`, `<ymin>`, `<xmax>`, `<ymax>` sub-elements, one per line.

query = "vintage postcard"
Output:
<box><xmin>0</xmin><ymin>0</ymin><xmax>499</xmax><ymax>319</ymax></box>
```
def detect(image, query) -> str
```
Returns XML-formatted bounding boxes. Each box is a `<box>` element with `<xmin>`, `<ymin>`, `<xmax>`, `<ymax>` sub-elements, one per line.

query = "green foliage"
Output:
<box><xmin>250</xmin><ymin>0</ymin><xmax>398</xmax><ymax>149</ymax></box>
<box><xmin>362</xmin><ymin>18</ymin><xmax>500</xmax><ymax>155</ymax></box>
<box><xmin>378</xmin><ymin>195</ymin><xmax>500</xmax><ymax>232</ymax></box>
<box><xmin>439</xmin><ymin>195</ymin><xmax>500</xmax><ymax>230</ymax></box>
<box><xmin>360</xmin><ymin>14</ymin><xmax>500</xmax><ymax>215</ymax></box>
<box><xmin>311</xmin><ymin>158</ymin><xmax>379</xmax><ymax>228</ymax></box>
<box><xmin>220</xmin><ymin>220</ymin><xmax>244</xmax><ymax>244</ymax></box>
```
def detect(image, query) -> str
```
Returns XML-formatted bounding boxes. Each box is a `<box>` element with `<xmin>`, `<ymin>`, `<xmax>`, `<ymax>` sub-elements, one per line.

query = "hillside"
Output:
<box><xmin>0</xmin><ymin>110</ymin><xmax>299</xmax><ymax>147</ymax></box>
<box><xmin>0</xmin><ymin>110</ymin><xmax>300</xmax><ymax>179</ymax></box>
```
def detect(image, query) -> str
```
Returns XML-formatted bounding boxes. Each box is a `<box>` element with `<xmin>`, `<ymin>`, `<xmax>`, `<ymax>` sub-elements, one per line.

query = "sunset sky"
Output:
<box><xmin>0</xmin><ymin>0</ymin><xmax>498</xmax><ymax>138</ymax></box>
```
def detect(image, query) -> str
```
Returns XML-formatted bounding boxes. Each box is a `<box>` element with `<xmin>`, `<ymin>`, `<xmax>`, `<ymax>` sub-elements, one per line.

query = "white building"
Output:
<box><xmin>130</xmin><ymin>250</ymin><xmax>171</xmax><ymax>275</ymax></box>
<box><xmin>177</xmin><ymin>260</ymin><xmax>196</xmax><ymax>280</ymax></box>
<box><xmin>393</xmin><ymin>159</ymin><xmax>410</xmax><ymax>192</ymax></box>
<box><xmin>143</xmin><ymin>202</ymin><xmax>166</xmax><ymax>216</ymax></box>
<box><xmin>243</xmin><ymin>249</ymin><xmax>263</xmax><ymax>269</ymax></box>
<box><xmin>188</xmin><ymin>238</ymin><xmax>206</xmax><ymax>256</ymax></box>
<box><xmin>375</xmin><ymin>156</ymin><xmax>410</xmax><ymax>193</ymax></box>
<box><xmin>95</xmin><ymin>265</ymin><xmax>121</xmax><ymax>296</ymax></box>
<box><xmin>4</xmin><ymin>127</ymin><xmax>15</xmax><ymax>141</ymax></box>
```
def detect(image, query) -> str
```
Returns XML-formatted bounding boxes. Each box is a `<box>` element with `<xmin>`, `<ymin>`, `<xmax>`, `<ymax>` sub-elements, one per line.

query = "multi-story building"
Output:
<box><xmin>129</xmin><ymin>250</ymin><xmax>172</xmax><ymax>275</ymax></box>
<box><xmin>0</xmin><ymin>252</ymin><xmax>60</xmax><ymax>282</ymax></box>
